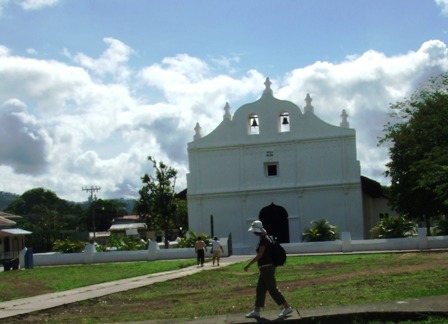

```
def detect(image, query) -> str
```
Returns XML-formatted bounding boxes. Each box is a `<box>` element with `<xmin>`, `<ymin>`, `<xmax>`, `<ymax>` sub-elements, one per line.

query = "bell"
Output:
<box><xmin>282</xmin><ymin>116</ymin><xmax>289</xmax><ymax>125</ymax></box>
<box><xmin>251</xmin><ymin>118</ymin><xmax>258</xmax><ymax>127</ymax></box>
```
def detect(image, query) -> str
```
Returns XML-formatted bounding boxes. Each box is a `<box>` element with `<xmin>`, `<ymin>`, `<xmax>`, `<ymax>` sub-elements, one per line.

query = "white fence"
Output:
<box><xmin>30</xmin><ymin>238</ymin><xmax>230</xmax><ymax>267</ymax></box>
<box><xmin>283</xmin><ymin>228</ymin><xmax>448</xmax><ymax>255</ymax></box>
<box><xmin>21</xmin><ymin>229</ymin><xmax>448</xmax><ymax>268</ymax></box>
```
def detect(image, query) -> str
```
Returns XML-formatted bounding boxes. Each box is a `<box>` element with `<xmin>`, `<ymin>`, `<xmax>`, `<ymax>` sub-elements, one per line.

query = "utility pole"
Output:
<box><xmin>82</xmin><ymin>186</ymin><xmax>101</xmax><ymax>202</ymax></box>
<box><xmin>82</xmin><ymin>186</ymin><xmax>101</xmax><ymax>242</ymax></box>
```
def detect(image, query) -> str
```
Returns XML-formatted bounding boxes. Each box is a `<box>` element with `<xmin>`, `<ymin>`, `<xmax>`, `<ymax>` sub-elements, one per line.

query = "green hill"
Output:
<box><xmin>0</xmin><ymin>191</ymin><xmax>19</xmax><ymax>211</ymax></box>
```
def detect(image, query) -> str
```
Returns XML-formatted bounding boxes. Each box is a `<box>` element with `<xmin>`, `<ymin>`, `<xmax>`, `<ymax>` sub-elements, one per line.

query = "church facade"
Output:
<box><xmin>187</xmin><ymin>78</ymin><xmax>378</xmax><ymax>253</ymax></box>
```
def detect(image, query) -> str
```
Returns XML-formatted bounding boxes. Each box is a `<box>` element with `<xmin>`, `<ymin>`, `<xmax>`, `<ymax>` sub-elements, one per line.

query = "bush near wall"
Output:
<box><xmin>371</xmin><ymin>214</ymin><xmax>418</xmax><ymax>239</ymax></box>
<box><xmin>177</xmin><ymin>230</ymin><xmax>211</xmax><ymax>248</ymax></box>
<box><xmin>434</xmin><ymin>217</ymin><xmax>448</xmax><ymax>235</ymax></box>
<box><xmin>52</xmin><ymin>239</ymin><xmax>87</xmax><ymax>253</ymax></box>
<box><xmin>52</xmin><ymin>234</ymin><xmax>148</xmax><ymax>253</ymax></box>
<box><xmin>302</xmin><ymin>219</ymin><xmax>339</xmax><ymax>242</ymax></box>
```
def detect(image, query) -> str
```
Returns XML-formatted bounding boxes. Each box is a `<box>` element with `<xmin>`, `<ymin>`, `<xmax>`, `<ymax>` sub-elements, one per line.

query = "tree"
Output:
<box><xmin>5</xmin><ymin>188</ymin><xmax>85</xmax><ymax>252</ymax></box>
<box><xmin>172</xmin><ymin>199</ymin><xmax>188</xmax><ymax>237</ymax></box>
<box><xmin>134</xmin><ymin>156</ymin><xmax>178</xmax><ymax>248</ymax></box>
<box><xmin>380</xmin><ymin>73</ymin><xmax>448</xmax><ymax>233</ymax></box>
<box><xmin>84</xmin><ymin>199</ymin><xmax>127</xmax><ymax>233</ymax></box>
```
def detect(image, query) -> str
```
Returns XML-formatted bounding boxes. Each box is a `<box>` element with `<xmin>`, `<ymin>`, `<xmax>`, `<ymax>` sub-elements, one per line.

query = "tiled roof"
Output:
<box><xmin>0</xmin><ymin>216</ymin><xmax>16</xmax><ymax>227</ymax></box>
<box><xmin>361</xmin><ymin>176</ymin><xmax>384</xmax><ymax>198</ymax></box>
<box><xmin>120</xmin><ymin>215</ymin><xmax>142</xmax><ymax>220</ymax></box>
<box><xmin>0</xmin><ymin>211</ymin><xmax>22</xmax><ymax>219</ymax></box>
<box><xmin>109</xmin><ymin>223</ymin><xmax>147</xmax><ymax>231</ymax></box>
<box><xmin>0</xmin><ymin>228</ymin><xmax>32</xmax><ymax>235</ymax></box>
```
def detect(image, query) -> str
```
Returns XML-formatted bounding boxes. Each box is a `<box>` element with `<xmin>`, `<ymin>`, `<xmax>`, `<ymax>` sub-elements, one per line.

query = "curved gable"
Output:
<box><xmin>188</xmin><ymin>78</ymin><xmax>354</xmax><ymax>149</ymax></box>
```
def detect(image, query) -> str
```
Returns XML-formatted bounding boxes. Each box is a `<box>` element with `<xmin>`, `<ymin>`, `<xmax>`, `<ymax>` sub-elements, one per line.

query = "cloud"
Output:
<box><xmin>69</xmin><ymin>38</ymin><xmax>134</xmax><ymax>83</ymax></box>
<box><xmin>19</xmin><ymin>0</ymin><xmax>60</xmax><ymax>10</ymax></box>
<box><xmin>0</xmin><ymin>0</ymin><xmax>11</xmax><ymax>16</ymax></box>
<box><xmin>277</xmin><ymin>40</ymin><xmax>448</xmax><ymax>183</ymax></box>
<box><xmin>0</xmin><ymin>0</ymin><xmax>59</xmax><ymax>16</ymax></box>
<box><xmin>436</xmin><ymin>0</ymin><xmax>448</xmax><ymax>16</ymax></box>
<box><xmin>0</xmin><ymin>45</ymin><xmax>9</xmax><ymax>56</ymax></box>
<box><xmin>1</xmin><ymin>39</ymin><xmax>448</xmax><ymax>201</ymax></box>
<box><xmin>26</xmin><ymin>48</ymin><xmax>37</xmax><ymax>55</ymax></box>
<box><xmin>0</xmin><ymin>99</ymin><xmax>51</xmax><ymax>174</ymax></box>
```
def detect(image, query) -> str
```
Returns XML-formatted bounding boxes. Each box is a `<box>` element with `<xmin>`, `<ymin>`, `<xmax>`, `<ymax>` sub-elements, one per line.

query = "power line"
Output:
<box><xmin>82</xmin><ymin>186</ymin><xmax>101</xmax><ymax>202</ymax></box>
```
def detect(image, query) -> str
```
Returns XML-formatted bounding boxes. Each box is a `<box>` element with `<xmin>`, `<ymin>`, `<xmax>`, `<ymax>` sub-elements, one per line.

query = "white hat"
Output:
<box><xmin>248</xmin><ymin>220</ymin><xmax>265</xmax><ymax>233</ymax></box>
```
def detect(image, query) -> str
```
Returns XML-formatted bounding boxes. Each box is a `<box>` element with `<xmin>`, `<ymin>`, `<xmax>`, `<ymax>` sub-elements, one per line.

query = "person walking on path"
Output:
<box><xmin>195</xmin><ymin>236</ymin><xmax>207</xmax><ymax>267</ymax></box>
<box><xmin>211</xmin><ymin>236</ymin><xmax>224</xmax><ymax>266</ymax></box>
<box><xmin>244</xmin><ymin>220</ymin><xmax>293</xmax><ymax>319</ymax></box>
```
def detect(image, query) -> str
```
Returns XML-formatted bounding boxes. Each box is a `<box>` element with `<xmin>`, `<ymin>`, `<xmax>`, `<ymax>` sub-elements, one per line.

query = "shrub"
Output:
<box><xmin>107</xmin><ymin>233</ymin><xmax>147</xmax><ymax>251</ymax></box>
<box><xmin>370</xmin><ymin>214</ymin><xmax>417</xmax><ymax>239</ymax></box>
<box><xmin>434</xmin><ymin>217</ymin><xmax>448</xmax><ymax>235</ymax></box>
<box><xmin>302</xmin><ymin>219</ymin><xmax>339</xmax><ymax>242</ymax></box>
<box><xmin>52</xmin><ymin>239</ymin><xmax>87</xmax><ymax>253</ymax></box>
<box><xmin>177</xmin><ymin>230</ymin><xmax>211</xmax><ymax>248</ymax></box>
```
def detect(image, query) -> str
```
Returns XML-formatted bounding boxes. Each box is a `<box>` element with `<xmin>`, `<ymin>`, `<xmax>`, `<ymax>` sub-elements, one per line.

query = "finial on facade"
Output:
<box><xmin>194</xmin><ymin>122</ymin><xmax>202</xmax><ymax>140</ymax></box>
<box><xmin>263</xmin><ymin>77</ymin><xmax>273</xmax><ymax>96</ymax></box>
<box><xmin>304</xmin><ymin>93</ymin><xmax>314</xmax><ymax>114</ymax></box>
<box><xmin>340</xmin><ymin>109</ymin><xmax>349</xmax><ymax>128</ymax></box>
<box><xmin>223</xmin><ymin>102</ymin><xmax>232</xmax><ymax>120</ymax></box>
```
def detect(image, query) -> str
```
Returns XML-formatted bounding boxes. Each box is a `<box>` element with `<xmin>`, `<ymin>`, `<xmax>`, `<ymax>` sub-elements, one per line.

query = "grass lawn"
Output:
<box><xmin>0</xmin><ymin>259</ymin><xmax>197</xmax><ymax>301</ymax></box>
<box><xmin>1</xmin><ymin>251</ymin><xmax>448</xmax><ymax>323</ymax></box>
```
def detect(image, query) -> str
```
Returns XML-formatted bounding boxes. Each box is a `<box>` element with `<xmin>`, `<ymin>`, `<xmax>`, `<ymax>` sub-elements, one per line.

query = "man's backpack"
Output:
<box><xmin>269</xmin><ymin>236</ymin><xmax>287</xmax><ymax>267</ymax></box>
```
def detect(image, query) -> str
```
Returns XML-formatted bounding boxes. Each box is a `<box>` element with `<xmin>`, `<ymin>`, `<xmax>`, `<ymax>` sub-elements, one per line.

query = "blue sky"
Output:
<box><xmin>3</xmin><ymin>1</ymin><xmax>446</xmax><ymax>74</ymax></box>
<box><xmin>0</xmin><ymin>0</ymin><xmax>448</xmax><ymax>201</ymax></box>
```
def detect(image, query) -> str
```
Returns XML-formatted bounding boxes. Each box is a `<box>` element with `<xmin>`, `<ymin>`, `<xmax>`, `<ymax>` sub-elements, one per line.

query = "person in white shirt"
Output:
<box><xmin>211</xmin><ymin>237</ymin><xmax>224</xmax><ymax>266</ymax></box>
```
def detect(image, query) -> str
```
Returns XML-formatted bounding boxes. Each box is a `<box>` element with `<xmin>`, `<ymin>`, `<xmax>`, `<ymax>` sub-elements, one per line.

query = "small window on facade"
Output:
<box><xmin>249</xmin><ymin>114</ymin><xmax>259</xmax><ymax>135</ymax></box>
<box><xmin>279</xmin><ymin>112</ymin><xmax>290</xmax><ymax>133</ymax></box>
<box><xmin>265</xmin><ymin>162</ymin><xmax>278</xmax><ymax>177</ymax></box>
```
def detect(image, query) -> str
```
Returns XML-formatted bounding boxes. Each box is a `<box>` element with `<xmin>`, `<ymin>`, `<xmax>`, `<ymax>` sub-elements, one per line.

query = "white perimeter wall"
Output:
<box><xmin>22</xmin><ymin>230</ymin><xmax>448</xmax><ymax>268</ymax></box>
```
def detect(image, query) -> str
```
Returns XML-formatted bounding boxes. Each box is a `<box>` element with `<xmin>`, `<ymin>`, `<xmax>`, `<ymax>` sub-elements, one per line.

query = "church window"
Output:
<box><xmin>279</xmin><ymin>112</ymin><xmax>290</xmax><ymax>133</ymax></box>
<box><xmin>265</xmin><ymin>162</ymin><xmax>279</xmax><ymax>177</ymax></box>
<box><xmin>249</xmin><ymin>114</ymin><xmax>259</xmax><ymax>135</ymax></box>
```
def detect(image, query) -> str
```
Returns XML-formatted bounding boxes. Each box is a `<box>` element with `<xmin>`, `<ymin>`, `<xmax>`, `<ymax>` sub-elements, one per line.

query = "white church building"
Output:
<box><xmin>186</xmin><ymin>78</ymin><xmax>390</xmax><ymax>253</ymax></box>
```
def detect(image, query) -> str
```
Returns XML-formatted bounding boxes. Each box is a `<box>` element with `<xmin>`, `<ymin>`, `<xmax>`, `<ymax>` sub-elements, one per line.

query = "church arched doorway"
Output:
<box><xmin>259</xmin><ymin>203</ymin><xmax>290</xmax><ymax>243</ymax></box>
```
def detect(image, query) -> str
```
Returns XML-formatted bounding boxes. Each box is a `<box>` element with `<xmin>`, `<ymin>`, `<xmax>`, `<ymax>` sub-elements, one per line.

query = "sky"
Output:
<box><xmin>1</xmin><ymin>0</ymin><xmax>448</xmax><ymax>202</ymax></box>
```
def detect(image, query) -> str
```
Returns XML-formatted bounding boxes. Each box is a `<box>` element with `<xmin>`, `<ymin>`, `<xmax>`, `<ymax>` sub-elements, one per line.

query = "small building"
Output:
<box><xmin>361</xmin><ymin>176</ymin><xmax>397</xmax><ymax>238</ymax></box>
<box><xmin>108</xmin><ymin>215</ymin><xmax>149</xmax><ymax>239</ymax></box>
<box><xmin>187</xmin><ymin>78</ymin><xmax>395</xmax><ymax>253</ymax></box>
<box><xmin>0</xmin><ymin>212</ymin><xmax>32</xmax><ymax>261</ymax></box>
